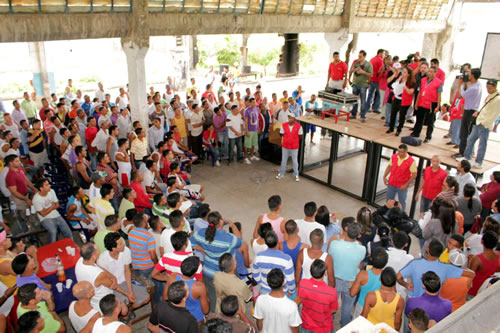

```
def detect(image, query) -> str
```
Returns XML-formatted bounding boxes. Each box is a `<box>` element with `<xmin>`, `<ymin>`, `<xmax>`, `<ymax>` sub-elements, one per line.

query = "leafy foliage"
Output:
<box><xmin>215</xmin><ymin>37</ymin><xmax>240</xmax><ymax>66</ymax></box>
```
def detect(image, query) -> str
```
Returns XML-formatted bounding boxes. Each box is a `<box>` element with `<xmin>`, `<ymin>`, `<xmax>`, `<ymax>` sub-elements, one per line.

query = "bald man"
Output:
<box><xmin>68</xmin><ymin>281</ymin><xmax>100</xmax><ymax>332</ymax></box>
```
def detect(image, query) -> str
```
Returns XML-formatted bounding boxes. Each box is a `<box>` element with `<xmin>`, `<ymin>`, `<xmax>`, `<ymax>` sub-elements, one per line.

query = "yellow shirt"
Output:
<box><xmin>130</xmin><ymin>138</ymin><xmax>148</xmax><ymax>160</ymax></box>
<box><xmin>367</xmin><ymin>290</ymin><xmax>400</xmax><ymax>330</ymax></box>
<box><xmin>172</xmin><ymin>115</ymin><xmax>187</xmax><ymax>138</ymax></box>
<box><xmin>388</xmin><ymin>154</ymin><xmax>417</xmax><ymax>173</ymax></box>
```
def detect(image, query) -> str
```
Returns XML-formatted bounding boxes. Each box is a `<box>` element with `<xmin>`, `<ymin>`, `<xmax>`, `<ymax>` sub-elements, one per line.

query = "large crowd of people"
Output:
<box><xmin>0</xmin><ymin>47</ymin><xmax>498</xmax><ymax>333</ymax></box>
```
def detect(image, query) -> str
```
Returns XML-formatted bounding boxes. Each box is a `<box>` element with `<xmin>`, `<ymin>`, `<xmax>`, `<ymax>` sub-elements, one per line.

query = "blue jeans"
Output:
<box><xmin>451</xmin><ymin>119</ymin><xmax>461</xmax><ymax>145</ymax></box>
<box><xmin>216</xmin><ymin>129</ymin><xmax>229</xmax><ymax>159</ymax></box>
<box><xmin>386</xmin><ymin>185</ymin><xmax>408</xmax><ymax>212</ymax></box>
<box><xmin>367</xmin><ymin>81</ymin><xmax>380</xmax><ymax>112</ymax></box>
<box><xmin>351</xmin><ymin>85</ymin><xmax>368</xmax><ymax>119</ymax></box>
<box><xmin>228</xmin><ymin>137</ymin><xmax>242</xmax><ymax>162</ymax></box>
<box><xmin>136</xmin><ymin>267</ymin><xmax>164</xmax><ymax>304</ymax></box>
<box><xmin>280</xmin><ymin>148</ymin><xmax>299</xmax><ymax>177</ymax></box>
<box><xmin>420</xmin><ymin>196</ymin><xmax>432</xmax><ymax>214</ymax></box>
<box><xmin>41</xmin><ymin>216</ymin><xmax>74</xmax><ymax>244</ymax></box>
<box><xmin>336</xmin><ymin>277</ymin><xmax>356</xmax><ymax>327</ymax></box>
<box><xmin>384</xmin><ymin>102</ymin><xmax>392</xmax><ymax>125</ymax></box>
<box><xmin>206</xmin><ymin>146</ymin><xmax>219</xmax><ymax>166</ymax></box>
<box><xmin>464</xmin><ymin>124</ymin><xmax>489</xmax><ymax>165</ymax></box>
<box><xmin>88</xmin><ymin>151</ymin><xmax>97</xmax><ymax>171</ymax></box>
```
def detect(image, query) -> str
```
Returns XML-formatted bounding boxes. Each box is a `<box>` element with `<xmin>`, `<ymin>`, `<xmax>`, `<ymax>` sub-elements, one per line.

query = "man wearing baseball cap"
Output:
<box><xmin>459</xmin><ymin>79</ymin><xmax>500</xmax><ymax>168</ymax></box>
<box><xmin>440</xmin><ymin>249</ymin><xmax>473</xmax><ymax>312</ymax></box>
<box><xmin>276</xmin><ymin>113</ymin><xmax>303</xmax><ymax>182</ymax></box>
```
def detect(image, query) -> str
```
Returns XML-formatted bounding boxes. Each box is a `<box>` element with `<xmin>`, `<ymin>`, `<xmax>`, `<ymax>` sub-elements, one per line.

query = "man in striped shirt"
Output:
<box><xmin>128</xmin><ymin>212</ymin><xmax>162</xmax><ymax>303</ymax></box>
<box><xmin>253</xmin><ymin>231</ymin><xmax>295</xmax><ymax>295</ymax></box>
<box><xmin>152</xmin><ymin>231</ymin><xmax>202</xmax><ymax>283</ymax></box>
<box><xmin>88</xmin><ymin>183</ymin><xmax>115</xmax><ymax>229</ymax></box>
<box><xmin>297</xmin><ymin>259</ymin><xmax>338</xmax><ymax>332</ymax></box>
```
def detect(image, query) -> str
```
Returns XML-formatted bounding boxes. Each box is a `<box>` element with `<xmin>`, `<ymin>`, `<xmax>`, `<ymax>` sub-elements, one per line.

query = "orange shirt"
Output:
<box><xmin>440</xmin><ymin>276</ymin><xmax>471</xmax><ymax>312</ymax></box>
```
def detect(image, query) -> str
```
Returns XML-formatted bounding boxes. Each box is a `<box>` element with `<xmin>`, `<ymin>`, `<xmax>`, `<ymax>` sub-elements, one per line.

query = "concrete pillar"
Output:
<box><xmin>324</xmin><ymin>29</ymin><xmax>349</xmax><ymax>62</ymax></box>
<box><xmin>421</xmin><ymin>33</ymin><xmax>438</xmax><ymax>60</ymax></box>
<box><xmin>240</xmin><ymin>34</ymin><xmax>250</xmax><ymax>69</ymax></box>
<box><xmin>28</xmin><ymin>41</ymin><xmax>55</xmax><ymax>98</ymax></box>
<box><xmin>121</xmin><ymin>38</ymin><xmax>149</xmax><ymax>130</ymax></box>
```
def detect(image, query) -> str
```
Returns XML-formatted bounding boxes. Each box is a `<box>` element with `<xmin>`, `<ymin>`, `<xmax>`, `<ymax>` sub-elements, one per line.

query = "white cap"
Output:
<box><xmin>449</xmin><ymin>249</ymin><xmax>467</xmax><ymax>267</ymax></box>
<box><xmin>393</xmin><ymin>62</ymin><xmax>402</xmax><ymax>69</ymax></box>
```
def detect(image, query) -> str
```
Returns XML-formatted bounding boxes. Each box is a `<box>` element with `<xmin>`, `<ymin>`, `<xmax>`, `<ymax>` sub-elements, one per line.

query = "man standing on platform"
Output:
<box><xmin>366</xmin><ymin>49</ymin><xmax>385</xmax><ymax>114</ymax></box>
<box><xmin>383</xmin><ymin>144</ymin><xmax>417</xmax><ymax>212</ymax></box>
<box><xmin>452</xmin><ymin>68</ymin><xmax>482</xmax><ymax>159</ymax></box>
<box><xmin>326</xmin><ymin>51</ymin><xmax>348</xmax><ymax>91</ymax></box>
<box><xmin>349</xmin><ymin>50</ymin><xmax>373</xmax><ymax>123</ymax></box>
<box><xmin>276</xmin><ymin>114</ymin><xmax>303</xmax><ymax>182</ymax></box>
<box><xmin>459</xmin><ymin>79</ymin><xmax>500</xmax><ymax>168</ymax></box>
<box><xmin>411</xmin><ymin>66</ymin><xmax>442</xmax><ymax>143</ymax></box>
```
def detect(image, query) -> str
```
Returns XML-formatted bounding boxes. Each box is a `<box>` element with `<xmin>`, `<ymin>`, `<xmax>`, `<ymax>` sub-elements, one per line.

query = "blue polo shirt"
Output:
<box><xmin>400</xmin><ymin>258</ymin><xmax>462</xmax><ymax>297</ymax></box>
<box><xmin>190</xmin><ymin>229</ymin><xmax>242</xmax><ymax>278</ymax></box>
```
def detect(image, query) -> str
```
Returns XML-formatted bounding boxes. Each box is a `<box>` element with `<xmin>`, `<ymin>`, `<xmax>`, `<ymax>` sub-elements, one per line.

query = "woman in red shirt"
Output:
<box><xmin>415</xmin><ymin>155</ymin><xmax>447</xmax><ymax>214</ymax></box>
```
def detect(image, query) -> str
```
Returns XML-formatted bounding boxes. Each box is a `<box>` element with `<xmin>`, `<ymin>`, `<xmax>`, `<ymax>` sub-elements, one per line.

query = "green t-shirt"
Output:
<box><xmin>18</xmin><ymin>301</ymin><xmax>61</xmax><ymax>333</ymax></box>
<box><xmin>118</xmin><ymin>199</ymin><xmax>135</xmax><ymax>221</ymax></box>
<box><xmin>352</xmin><ymin>60</ymin><xmax>373</xmax><ymax>88</ymax></box>
<box><xmin>95</xmin><ymin>229</ymin><xmax>113</xmax><ymax>254</ymax></box>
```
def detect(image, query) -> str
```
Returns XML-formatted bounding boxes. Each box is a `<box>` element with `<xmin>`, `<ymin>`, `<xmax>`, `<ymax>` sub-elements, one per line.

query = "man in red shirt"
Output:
<box><xmin>383</xmin><ymin>144</ymin><xmax>417</xmax><ymax>212</ymax></box>
<box><xmin>326</xmin><ymin>51</ymin><xmax>348</xmax><ymax>91</ymax></box>
<box><xmin>129</xmin><ymin>170</ymin><xmax>153</xmax><ymax>210</ymax></box>
<box><xmin>431</xmin><ymin>58</ymin><xmax>446</xmax><ymax>83</ymax></box>
<box><xmin>201</xmin><ymin>84</ymin><xmax>217</xmax><ymax>104</ymax></box>
<box><xmin>366</xmin><ymin>49</ymin><xmax>385</xmax><ymax>114</ymax></box>
<box><xmin>415</xmin><ymin>155</ymin><xmax>447</xmax><ymax>213</ymax></box>
<box><xmin>38</xmin><ymin>97</ymin><xmax>54</xmax><ymax>121</ymax></box>
<box><xmin>85</xmin><ymin>116</ymin><xmax>98</xmax><ymax>170</ymax></box>
<box><xmin>412</xmin><ymin>66</ymin><xmax>443</xmax><ymax>142</ymax></box>
<box><xmin>297</xmin><ymin>259</ymin><xmax>338</xmax><ymax>332</ymax></box>
<box><xmin>479</xmin><ymin>171</ymin><xmax>500</xmax><ymax>220</ymax></box>
<box><xmin>5</xmin><ymin>154</ymin><xmax>37</xmax><ymax>231</ymax></box>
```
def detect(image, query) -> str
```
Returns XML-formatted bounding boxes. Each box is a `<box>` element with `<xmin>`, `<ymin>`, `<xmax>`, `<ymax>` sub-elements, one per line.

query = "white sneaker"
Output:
<box><xmin>243</xmin><ymin>158</ymin><xmax>251</xmax><ymax>164</ymax></box>
<box><xmin>215</xmin><ymin>161</ymin><xmax>220</xmax><ymax>167</ymax></box>
<box><xmin>295</xmin><ymin>176</ymin><xmax>300</xmax><ymax>182</ymax></box>
<box><xmin>276</xmin><ymin>174</ymin><xmax>283</xmax><ymax>179</ymax></box>
<box><xmin>250</xmin><ymin>156</ymin><xmax>260</xmax><ymax>161</ymax></box>
<box><xmin>472</xmin><ymin>161</ymin><xmax>482</xmax><ymax>169</ymax></box>
<box><xmin>456</xmin><ymin>157</ymin><xmax>469</xmax><ymax>162</ymax></box>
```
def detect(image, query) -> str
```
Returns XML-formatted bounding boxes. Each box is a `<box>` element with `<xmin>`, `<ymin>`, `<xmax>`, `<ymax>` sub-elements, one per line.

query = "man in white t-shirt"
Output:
<box><xmin>143</xmin><ymin>160</ymin><xmax>167</xmax><ymax>196</ymax></box>
<box><xmin>274</xmin><ymin>101</ymin><xmax>293</xmax><ymax>124</ymax></box>
<box><xmin>386</xmin><ymin>231</ymin><xmax>413</xmax><ymax>299</ymax></box>
<box><xmin>456</xmin><ymin>160</ymin><xmax>476</xmax><ymax>197</ymax></box>
<box><xmin>254</xmin><ymin>268</ymin><xmax>301</xmax><ymax>333</ymax></box>
<box><xmin>92</xmin><ymin>119</ymin><xmax>110</xmax><ymax>153</ymax></box>
<box><xmin>295</xmin><ymin>201</ymin><xmax>326</xmax><ymax>247</ymax></box>
<box><xmin>33</xmin><ymin>179</ymin><xmax>74</xmax><ymax>243</ymax></box>
<box><xmin>97</xmin><ymin>232</ymin><xmax>150</xmax><ymax>310</ymax></box>
<box><xmin>227</xmin><ymin>105</ymin><xmax>244</xmax><ymax>164</ymax></box>
<box><xmin>159</xmin><ymin>210</ymin><xmax>192</xmax><ymax>256</ymax></box>
<box><xmin>75</xmin><ymin>242</ymin><xmax>128</xmax><ymax>314</ymax></box>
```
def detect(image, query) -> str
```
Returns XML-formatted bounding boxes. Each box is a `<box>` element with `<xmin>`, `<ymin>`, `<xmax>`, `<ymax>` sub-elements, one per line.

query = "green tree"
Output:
<box><xmin>248</xmin><ymin>48</ymin><xmax>280</xmax><ymax>76</ymax></box>
<box><xmin>299</xmin><ymin>42</ymin><xmax>319</xmax><ymax>69</ymax></box>
<box><xmin>215</xmin><ymin>36</ymin><xmax>240</xmax><ymax>65</ymax></box>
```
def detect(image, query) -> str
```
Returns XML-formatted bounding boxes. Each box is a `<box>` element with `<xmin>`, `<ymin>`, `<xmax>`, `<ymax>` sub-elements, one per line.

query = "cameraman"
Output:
<box><xmin>453</xmin><ymin>68</ymin><xmax>482</xmax><ymax>159</ymax></box>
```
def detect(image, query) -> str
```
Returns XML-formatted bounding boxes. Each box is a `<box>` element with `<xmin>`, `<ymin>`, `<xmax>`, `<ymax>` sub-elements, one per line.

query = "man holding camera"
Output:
<box><xmin>453</xmin><ymin>68</ymin><xmax>482</xmax><ymax>159</ymax></box>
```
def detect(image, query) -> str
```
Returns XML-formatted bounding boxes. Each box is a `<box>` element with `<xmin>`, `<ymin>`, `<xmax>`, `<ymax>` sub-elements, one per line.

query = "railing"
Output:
<box><xmin>0</xmin><ymin>0</ymin><xmax>446</xmax><ymax>19</ymax></box>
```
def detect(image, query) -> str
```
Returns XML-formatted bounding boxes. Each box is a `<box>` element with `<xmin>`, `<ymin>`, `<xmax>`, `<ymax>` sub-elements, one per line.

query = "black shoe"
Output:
<box><xmin>373</xmin><ymin>110</ymin><xmax>381</xmax><ymax>114</ymax></box>
<box><xmin>386</xmin><ymin>128</ymin><xmax>394</xmax><ymax>133</ymax></box>
<box><xmin>443</xmin><ymin>134</ymin><xmax>450</xmax><ymax>139</ymax></box>
<box><xmin>424</xmin><ymin>138</ymin><xmax>430</xmax><ymax>143</ymax></box>
<box><xmin>395</xmin><ymin>131</ymin><xmax>401</xmax><ymax>136</ymax></box>
<box><xmin>407</xmin><ymin>119</ymin><xmax>414</xmax><ymax>124</ymax></box>
<box><xmin>451</xmin><ymin>153</ymin><xmax>463</xmax><ymax>158</ymax></box>
<box><xmin>453</xmin><ymin>145</ymin><xmax>459</xmax><ymax>149</ymax></box>
<box><xmin>410</xmin><ymin>133</ymin><xmax>419</xmax><ymax>138</ymax></box>
<box><xmin>446</xmin><ymin>141</ymin><xmax>455</xmax><ymax>145</ymax></box>
<box><xmin>351</xmin><ymin>115</ymin><xmax>357</xmax><ymax>120</ymax></box>
<box><xmin>381</xmin><ymin>116</ymin><xmax>386</xmax><ymax>120</ymax></box>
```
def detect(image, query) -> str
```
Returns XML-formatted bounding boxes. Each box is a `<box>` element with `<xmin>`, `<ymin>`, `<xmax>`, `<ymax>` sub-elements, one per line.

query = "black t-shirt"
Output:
<box><xmin>27</xmin><ymin>129</ymin><xmax>45</xmax><ymax>153</ymax></box>
<box><xmin>149</xmin><ymin>301</ymin><xmax>198</xmax><ymax>333</ymax></box>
